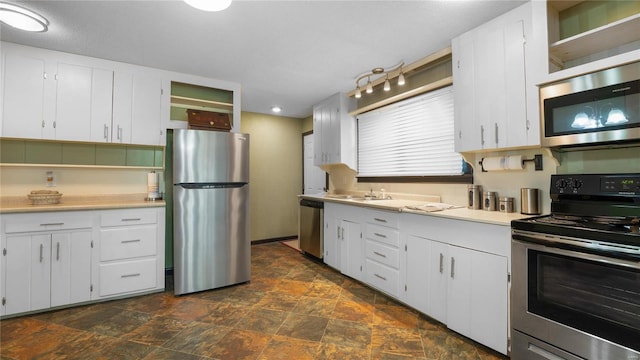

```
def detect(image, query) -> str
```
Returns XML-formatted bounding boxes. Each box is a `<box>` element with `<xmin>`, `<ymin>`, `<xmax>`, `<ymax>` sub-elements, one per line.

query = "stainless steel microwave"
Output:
<box><xmin>540</xmin><ymin>61</ymin><xmax>640</xmax><ymax>148</ymax></box>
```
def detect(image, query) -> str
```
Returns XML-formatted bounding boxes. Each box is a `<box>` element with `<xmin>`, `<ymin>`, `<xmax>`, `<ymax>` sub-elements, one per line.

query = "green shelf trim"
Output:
<box><xmin>0</xmin><ymin>139</ymin><xmax>164</xmax><ymax>168</ymax></box>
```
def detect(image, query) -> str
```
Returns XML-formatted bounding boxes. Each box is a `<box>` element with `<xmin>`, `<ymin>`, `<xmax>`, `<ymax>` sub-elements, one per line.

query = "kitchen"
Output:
<box><xmin>1</xmin><ymin>0</ymin><xmax>640</xmax><ymax>359</ymax></box>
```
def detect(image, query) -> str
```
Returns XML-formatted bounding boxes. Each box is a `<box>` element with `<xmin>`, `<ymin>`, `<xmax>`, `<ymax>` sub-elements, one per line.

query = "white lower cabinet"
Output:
<box><xmin>96</xmin><ymin>208</ymin><xmax>165</xmax><ymax>299</ymax></box>
<box><xmin>400</xmin><ymin>212</ymin><xmax>510</xmax><ymax>355</ymax></box>
<box><xmin>364</xmin><ymin>209</ymin><xmax>400</xmax><ymax>298</ymax></box>
<box><xmin>0</xmin><ymin>212</ymin><xmax>93</xmax><ymax>316</ymax></box>
<box><xmin>323</xmin><ymin>203</ymin><xmax>363</xmax><ymax>281</ymax></box>
<box><xmin>0</xmin><ymin>206</ymin><xmax>165</xmax><ymax>318</ymax></box>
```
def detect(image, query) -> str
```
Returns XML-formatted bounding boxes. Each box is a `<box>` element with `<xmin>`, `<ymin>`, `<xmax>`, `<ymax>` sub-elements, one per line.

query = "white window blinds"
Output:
<box><xmin>357</xmin><ymin>86</ymin><xmax>462</xmax><ymax>177</ymax></box>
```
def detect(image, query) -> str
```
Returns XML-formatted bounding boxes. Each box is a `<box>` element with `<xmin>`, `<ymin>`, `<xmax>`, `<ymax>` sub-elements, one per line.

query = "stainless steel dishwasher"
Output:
<box><xmin>298</xmin><ymin>199</ymin><xmax>324</xmax><ymax>259</ymax></box>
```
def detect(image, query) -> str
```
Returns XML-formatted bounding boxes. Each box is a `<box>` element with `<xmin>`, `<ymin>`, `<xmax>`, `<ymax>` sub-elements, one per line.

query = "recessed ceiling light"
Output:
<box><xmin>0</xmin><ymin>2</ymin><xmax>48</xmax><ymax>32</ymax></box>
<box><xmin>271</xmin><ymin>106</ymin><xmax>282</xmax><ymax>113</ymax></box>
<box><xmin>184</xmin><ymin>0</ymin><xmax>232</xmax><ymax>12</ymax></box>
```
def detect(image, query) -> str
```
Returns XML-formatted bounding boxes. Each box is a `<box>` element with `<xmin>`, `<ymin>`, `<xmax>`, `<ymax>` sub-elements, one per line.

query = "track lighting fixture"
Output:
<box><xmin>353</xmin><ymin>62</ymin><xmax>405</xmax><ymax>98</ymax></box>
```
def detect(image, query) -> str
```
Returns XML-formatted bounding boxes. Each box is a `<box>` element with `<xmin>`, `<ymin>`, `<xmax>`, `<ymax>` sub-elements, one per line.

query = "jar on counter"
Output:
<box><xmin>483</xmin><ymin>191</ymin><xmax>498</xmax><ymax>211</ymax></box>
<box><xmin>499</xmin><ymin>197</ymin><xmax>514</xmax><ymax>213</ymax></box>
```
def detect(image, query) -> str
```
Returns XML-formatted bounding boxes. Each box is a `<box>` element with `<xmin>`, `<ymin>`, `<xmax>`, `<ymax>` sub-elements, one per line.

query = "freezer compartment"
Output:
<box><xmin>173</xmin><ymin>184</ymin><xmax>250</xmax><ymax>295</ymax></box>
<box><xmin>173</xmin><ymin>129</ymin><xmax>249</xmax><ymax>184</ymax></box>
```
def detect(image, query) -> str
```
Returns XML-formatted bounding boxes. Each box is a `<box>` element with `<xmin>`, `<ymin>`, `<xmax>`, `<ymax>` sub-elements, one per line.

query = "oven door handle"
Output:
<box><xmin>512</xmin><ymin>232</ymin><xmax>640</xmax><ymax>270</ymax></box>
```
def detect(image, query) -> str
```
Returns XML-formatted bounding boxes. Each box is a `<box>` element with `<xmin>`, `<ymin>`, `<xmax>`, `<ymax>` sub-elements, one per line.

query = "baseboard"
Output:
<box><xmin>251</xmin><ymin>235</ymin><xmax>297</xmax><ymax>245</ymax></box>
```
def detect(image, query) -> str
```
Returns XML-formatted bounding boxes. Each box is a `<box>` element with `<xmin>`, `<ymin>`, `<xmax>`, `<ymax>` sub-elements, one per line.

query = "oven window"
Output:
<box><xmin>527</xmin><ymin>250</ymin><xmax>640</xmax><ymax>351</ymax></box>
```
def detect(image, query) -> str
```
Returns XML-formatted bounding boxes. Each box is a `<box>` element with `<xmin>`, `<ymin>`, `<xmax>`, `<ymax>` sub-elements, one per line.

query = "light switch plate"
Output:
<box><xmin>46</xmin><ymin>171</ymin><xmax>56</xmax><ymax>187</ymax></box>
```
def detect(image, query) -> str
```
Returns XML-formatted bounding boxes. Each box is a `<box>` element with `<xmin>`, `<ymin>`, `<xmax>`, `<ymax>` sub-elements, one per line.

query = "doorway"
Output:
<box><xmin>302</xmin><ymin>131</ymin><xmax>327</xmax><ymax>195</ymax></box>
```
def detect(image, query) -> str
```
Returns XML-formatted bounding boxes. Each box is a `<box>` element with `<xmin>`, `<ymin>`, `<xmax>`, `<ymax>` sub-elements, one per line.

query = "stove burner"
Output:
<box><xmin>532</xmin><ymin>215</ymin><xmax>640</xmax><ymax>234</ymax></box>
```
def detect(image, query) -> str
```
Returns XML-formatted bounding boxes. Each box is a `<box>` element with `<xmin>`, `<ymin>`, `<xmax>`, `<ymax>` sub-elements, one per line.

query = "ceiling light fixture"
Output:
<box><xmin>0</xmin><ymin>2</ymin><xmax>48</xmax><ymax>32</ymax></box>
<box><xmin>354</xmin><ymin>62</ymin><xmax>405</xmax><ymax>98</ymax></box>
<box><xmin>184</xmin><ymin>0</ymin><xmax>232</xmax><ymax>12</ymax></box>
<box><xmin>271</xmin><ymin>106</ymin><xmax>282</xmax><ymax>113</ymax></box>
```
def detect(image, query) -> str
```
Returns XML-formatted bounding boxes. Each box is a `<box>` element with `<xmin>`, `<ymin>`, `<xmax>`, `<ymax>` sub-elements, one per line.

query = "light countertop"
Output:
<box><xmin>0</xmin><ymin>193</ymin><xmax>165</xmax><ymax>214</ymax></box>
<box><xmin>299</xmin><ymin>194</ymin><xmax>534</xmax><ymax>226</ymax></box>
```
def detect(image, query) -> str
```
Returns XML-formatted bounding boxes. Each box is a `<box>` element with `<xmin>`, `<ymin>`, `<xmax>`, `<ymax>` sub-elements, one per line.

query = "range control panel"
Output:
<box><xmin>551</xmin><ymin>174</ymin><xmax>640</xmax><ymax>196</ymax></box>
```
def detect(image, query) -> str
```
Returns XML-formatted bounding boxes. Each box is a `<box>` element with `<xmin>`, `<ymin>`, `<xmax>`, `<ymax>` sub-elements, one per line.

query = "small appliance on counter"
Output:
<box><xmin>145</xmin><ymin>171</ymin><xmax>162</xmax><ymax>201</ymax></box>
<box><xmin>520</xmin><ymin>188</ymin><xmax>540</xmax><ymax>215</ymax></box>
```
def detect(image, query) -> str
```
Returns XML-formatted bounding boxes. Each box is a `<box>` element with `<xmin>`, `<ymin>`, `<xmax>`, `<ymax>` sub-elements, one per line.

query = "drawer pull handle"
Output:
<box><xmin>121</xmin><ymin>273</ymin><xmax>141</xmax><ymax>278</ymax></box>
<box><xmin>374</xmin><ymin>232</ymin><xmax>387</xmax><ymax>238</ymax></box>
<box><xmin>439</xmin><ymin>253</ymin><xmax>444</xmax><ymax>273</ymax></box>
<box><xmin>373</xmin><ymin>218</ymin><xmax>387</xmax><ymax>223</ymax></box>
<box><xmin>121</xmin><ymin>239</ymin><xmax>141</xmax><ymax>244</ymax></box>
<box><xmin>121</xmin><ymin>218</ymin><xmax>141</xmax><ymax>222</ymax></box>
<box><xmin>40</xmin><ymin>222</ymin><xmax>64</xmax><ymax>226</ymax></box>
<box><xmin>56</xmin><ymin>242</ymin><xmax>60</xmax><ymax>261</ymax></box>
<box><xmin>374</xmin><ymin>273</ymin><xmax>387</xmax><ymax>281</ymax></box>
<box><xmin>373</xmin><ymin>251</ymin><xmax>387</xmax><ymax>258</ymax></box>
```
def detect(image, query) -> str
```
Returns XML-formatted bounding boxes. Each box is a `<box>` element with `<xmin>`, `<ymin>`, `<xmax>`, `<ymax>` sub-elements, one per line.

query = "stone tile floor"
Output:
<box><xmin>0</xmin><ymin>242</ymin><xmax>508</xmax><ymax>359</ymax></box>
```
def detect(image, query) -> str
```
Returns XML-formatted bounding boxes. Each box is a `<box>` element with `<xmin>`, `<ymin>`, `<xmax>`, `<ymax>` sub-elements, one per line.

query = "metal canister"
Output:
<box><xmin>483</xmin><ymin>191</ymin><xmax>498</xmax><ymax>211</ymax></box>
<box><xmin>499</xmin><ymin>197</ymin><xmax>514</xmax><ymax>213</ymax></box>
<box><xmin>468</xmin><ymin>185</ymin><xmax>482</xmax><ymax>209</ymax></box>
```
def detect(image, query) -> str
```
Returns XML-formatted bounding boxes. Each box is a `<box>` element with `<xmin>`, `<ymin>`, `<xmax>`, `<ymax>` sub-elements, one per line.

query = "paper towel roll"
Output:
<box><xmin>482</xmin><ymin>156</ymin><xmax>506</xmax><ymax>171</ymax></box>
<box><xmin>482</xmin><ymin>155</ymin><xmax>524</xmax><ymax>171</ymax></box>
<box><xmin>147</xmin><ymin>171</ymin><xmax>159</xmax><ymax>198</ymax></box>
<box><xmin>506</xmin><ymin>155</ymin><xmax>524</xmax><ymax>170</ymax></box>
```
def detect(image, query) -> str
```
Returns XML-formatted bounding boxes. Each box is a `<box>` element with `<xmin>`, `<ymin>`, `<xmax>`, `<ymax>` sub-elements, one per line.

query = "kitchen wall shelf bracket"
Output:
<box><xmin>523</xmin><ymin>154</ymin><xmax>543</xmax><ymax>171</ymax></box>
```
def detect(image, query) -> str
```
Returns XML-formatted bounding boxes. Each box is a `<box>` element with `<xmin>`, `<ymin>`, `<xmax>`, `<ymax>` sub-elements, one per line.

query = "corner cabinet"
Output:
<box><xmin>0</xmin><ymin>206</ymin><xmax>165</xmax><ymax>318</ymax></box>
<box><xmin>313</xmin><ymin>93</ymin><xmax>357</xmax><ymax>169</ymax></box>
<box><xmin>452</xmin><ymin>2</ymin><xmax>542</xmax><ymax>152</ymax></box>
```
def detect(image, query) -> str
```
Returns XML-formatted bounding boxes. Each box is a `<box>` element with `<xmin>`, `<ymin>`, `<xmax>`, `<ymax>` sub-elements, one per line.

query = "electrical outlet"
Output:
<box><xmin>46</xmin><ymin>171</ymin><xmax>56</xmax><ymax>187</ymax></box>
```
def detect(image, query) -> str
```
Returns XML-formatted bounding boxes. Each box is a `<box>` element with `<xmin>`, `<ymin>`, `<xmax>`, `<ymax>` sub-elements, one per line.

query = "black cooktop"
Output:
<box><xmin>512</xmin><ymin>173</ymin><xmax>640</xmax><ymax>247</ymax></box>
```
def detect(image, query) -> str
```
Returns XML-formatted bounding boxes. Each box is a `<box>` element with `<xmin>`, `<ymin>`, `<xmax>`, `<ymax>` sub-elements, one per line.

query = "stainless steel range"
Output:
<box><xmin>511</xmin><ymin>173</ymin><xmax>640</xmax><ymax>360</ymax></box>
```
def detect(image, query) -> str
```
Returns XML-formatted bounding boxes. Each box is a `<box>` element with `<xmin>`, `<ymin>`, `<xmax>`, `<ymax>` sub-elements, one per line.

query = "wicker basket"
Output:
<box><xmin>28</xmin><ymin>190</ymin><xmax>63</xmax><ymax>205</ymax></box>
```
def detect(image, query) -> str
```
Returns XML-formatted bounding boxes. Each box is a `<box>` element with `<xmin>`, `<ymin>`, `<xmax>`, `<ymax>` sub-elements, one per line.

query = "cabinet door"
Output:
<box><xmin>54</xmin><ymin>63</ymin><xmax>93</xmax><ymax>141</ymax></box>
<box><xmin>112</xmin><ymin>72</ymin><xmax>133</xmax><ymax>143</ymax></box>
<box><xmin>427</xmin><ymin>240</ymin><xmax>448</xmax><ymax>324</ymax></box>
<box><xmin>404</xmin><ymin>234</ymin><xmax>430</xmax><ymax>315</ymax></box>
<box><xmin>452</xmin><ymin>32</ymin><xmax>480</xmax><ymax>152</ymax></box>
<box><xmin>50</xmin><ymin>231</ymin><xmax>92</xmax><ymax>307</ymax></box>
<box><xmin>89</xmin><ymin>68</ymin><xmax>115</xmax><ymax>142</ymax></box>
<box><xmin>469</xmin><ymin>250</ymin><xmax>508</xmax><ymax>354</ymax></box>
<box><xmin>2</xmin><ymin>52</ymin><xmax>47</xmax><ymax>139</ymax></box>
<box><xmin>503</xmin><ymin>19</ymin><xmax>527</xmax><ymax>148</ymax></box>
<box><xmin>130</xmin><ymin>74</ymin><xmax>163</xmax><ymax>145</ymax></box>
<box><xmin>3</xmin><ymin>235</ymin><xmax>36</xmax><ymax>315</ymax></box>
<box><xmin>446</xmin><ymin>245</ymin><xmax>472</xmax><ymax>337</ymax></box>
<box><xmin>341</xmin><ymin>220</ymin><xmax>362</xmax><ymax>281</ymax></box>
<box><xmin>323</xmin><ymin>209</ymin><xmax>340</xmax><ymax>270</ymax></box>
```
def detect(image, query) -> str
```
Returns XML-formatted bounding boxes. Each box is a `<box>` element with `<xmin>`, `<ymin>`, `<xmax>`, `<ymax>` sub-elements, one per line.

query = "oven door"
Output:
<box><xmin>511</xmin><ymin>232</ymin><xmax>640</xmax><ymax>360</ymax></box>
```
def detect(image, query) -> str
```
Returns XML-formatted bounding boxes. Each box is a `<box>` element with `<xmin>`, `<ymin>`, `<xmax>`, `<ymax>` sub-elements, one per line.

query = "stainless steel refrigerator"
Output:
<box><xmin>172</xmin><ymin>129</ymin><xmax>250</xmax><ymax>295</ymax></box>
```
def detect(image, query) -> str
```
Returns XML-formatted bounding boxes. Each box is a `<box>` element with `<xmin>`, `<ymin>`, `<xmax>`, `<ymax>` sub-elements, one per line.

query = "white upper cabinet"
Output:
<box><xmin>113</xmin><ymin>71</ymin><xmax>164</xmax><ymax>145</ymax></box>
<box><xmin>1</xmin><ymin>50</ymin><xmax>48</xmax><ymax>139</ymax></box>
<box><xmin>453</xmin><ymin>2</ymin><xmax>541</xmax><ymax>152</ymax></box>
<box><xmin>1</xmin><ymin>44</ymin><xmax>114</xmax><ymax>142</ymax></box>
<box><xmin>313</xmin><ymin>93</ymin><xmax>357</xmax><ymax>169</ymax></box>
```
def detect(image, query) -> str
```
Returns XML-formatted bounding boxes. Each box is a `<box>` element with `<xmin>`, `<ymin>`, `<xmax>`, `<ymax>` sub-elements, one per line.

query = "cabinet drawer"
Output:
<box><xmin>365</xmin><ymin>259</ymin><xmax>400</xmax><ymax>297</ymax></box>
<box><xmin>365</xmin><ymin>224</ymin><xmax>399</xmax><ymax>247</ymax></box>
<box><xmin>99</xmin><ymin>258</ymin><xmax>157</xmax><ymax>297</ymax></box>
<box><xmin>100</xmin><ymin>209</ymin><xmax>157</xmax><ymax>227</ymax></box>
<box><xmin>100</xmin><ymin>226</ymin><xmax>157</xmax><ymax>261</ymax></box>
<box><xmin>364</xmin><ymin>209</ymin><xmax>398</xmax><ymax>228</ymax></box>
<box><xmin>4</xmin><ymin>212</ymin><xmax>93</xmax><ymax>234</ymax></box>
<box><xmin>366</xmin><ymin>240</ymin><xmax>399</xmax><ymax>269</ymax></box>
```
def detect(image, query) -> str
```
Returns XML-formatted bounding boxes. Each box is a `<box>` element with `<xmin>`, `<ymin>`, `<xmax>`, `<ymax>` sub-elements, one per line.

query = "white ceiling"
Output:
<box><xmin>1</xmin><ymin>0</ymin><xmax>525</xmax><ymax>118</ymax></box>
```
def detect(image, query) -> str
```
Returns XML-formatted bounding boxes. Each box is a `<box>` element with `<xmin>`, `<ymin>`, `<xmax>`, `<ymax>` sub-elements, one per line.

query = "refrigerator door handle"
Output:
<box><xmin>178</xmin><ymin>182</ymin><xmax>248</xmax><ymax>189</ymax></box>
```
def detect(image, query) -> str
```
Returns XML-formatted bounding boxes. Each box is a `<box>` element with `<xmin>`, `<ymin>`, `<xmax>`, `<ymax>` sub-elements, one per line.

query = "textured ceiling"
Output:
<box><xmin>1</xmin><ymin>0</ymin><xmax>525</xmax><ymax>118</ymax></box>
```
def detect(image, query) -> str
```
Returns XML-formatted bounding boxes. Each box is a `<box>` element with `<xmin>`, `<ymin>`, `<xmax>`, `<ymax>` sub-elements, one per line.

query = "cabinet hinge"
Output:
<box><xmin>1</xmin><ymin>297</ymin><xmax>5</xmax><ymax>306</ymax></box>
<box><xmin>405</xmin><ymin>244</ymin><xmax>407</xmax><ymax>251</ymax></box>
<box><xmin>43</xmin><ymin>72</ymin><xmax>47</xmax><ymax>79</ymax></box>
<box><xmin>91</xmin><ymin>240</ymin><xmax>94</xmax><ymax>248</ymax></box>
<box><xmin>507</xmin><ymin>273</ymin><xmax>511</xmax><ymax>283</ymax></box>
<box><xmin>2</xmin><ymin>248</ymin><xmax>6</xmax><ymax>256</ymax></box>
<box><xmin>405</xmin><ymin>284</ymin><xmax>407</xmax><ymax>291</ymax></box>
<box><xmin>54</xmin><ymin>73</ymin><xmax>59</xmax><ymax>80</ymax></box>
<box><xmin>360</xmin><ymin>232</ymin><xmax>362</xmax><ymax>239</ymax></box>
<box><xmin>360</xmin><ymin>265</ymin><xmax>362</xmax><ymax>272</ymax></box>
